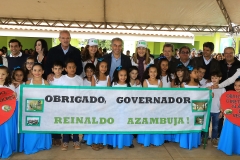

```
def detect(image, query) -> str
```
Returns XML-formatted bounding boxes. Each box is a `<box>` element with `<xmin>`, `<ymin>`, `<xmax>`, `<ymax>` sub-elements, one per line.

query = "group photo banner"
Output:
<box><xmin>19</xmin><ymin>85</ymin><xmax>212</xmax><ymax>134</ymax></box>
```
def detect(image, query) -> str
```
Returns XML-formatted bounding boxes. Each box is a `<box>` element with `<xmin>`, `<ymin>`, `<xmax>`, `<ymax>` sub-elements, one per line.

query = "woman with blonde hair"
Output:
<box><xmin>131</xmin><ymin>40</ymin><xmax>154</xmax><ymax>81</ymax></box>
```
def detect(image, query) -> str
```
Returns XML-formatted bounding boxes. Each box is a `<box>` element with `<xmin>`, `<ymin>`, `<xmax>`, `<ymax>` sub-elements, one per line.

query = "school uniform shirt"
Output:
<box><xmin>199</xmin><ymin>78</ymin><xmax>207</xmax><ymax>88</ymax></box>
<box><xmin>49</xmin><ymin>76</ymin><xmax>64</xmax><ymax>85</ymax></box>
<box><xmin>61</xmin><ymin>75</ymin><xmax>83</xmax><ymax>86</ymax></box>
<box><xmin>81</xmin><ymin>59</ymin><xmax>98</xmax><ymax>78</ymax></box>
<box><xmin>206</xmin><ymin>82</ymin><xmax>226</xmax><ymax>113</ymax></box>
<box><xmin>83</xmin><ymin>78</ymin><xmax>91</xmax><ymax>86</ymax></box>
<box><xmin>112</xmin><ymin>83</ymin><xmax>127</xmax><ymax>87</ymax></box>
<box><xmin>130</xmin><ymin>82</ymin><xmax>142</xmax><ymax>87</ymax></box>
<box><xmin>161</xmin><ymin>74</ymin><xmax>174</xmax><ymax>88</ymax></box>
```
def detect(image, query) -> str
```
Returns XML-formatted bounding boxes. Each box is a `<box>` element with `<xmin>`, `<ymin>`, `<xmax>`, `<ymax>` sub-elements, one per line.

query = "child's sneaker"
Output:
<box><xmin>212</xmin><ymin>138</ymin><xmax>218</xmax><ymax>147</ymax></box>
<box><xmin>92</xmin><ymin>144</ymin><xmax>99</xmax><ymax>151</ymax></box>
<box><xmin>73</xmin><ymin>141</ymin><xmax>81</xmax><ymax>150</ymax></box>
<box><xmin>61</xmin><ymin>142</ymin><xmax>68</xmax><ymax>151</ymax></box>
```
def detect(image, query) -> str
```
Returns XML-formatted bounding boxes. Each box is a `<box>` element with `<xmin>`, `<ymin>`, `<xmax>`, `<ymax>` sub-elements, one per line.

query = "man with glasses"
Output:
<box><xmin>176</xmin><ymin>46</ymin><xmax>194</xmax><ymax>67</ymax></box>
<box><xmin>7</xmin><ymin>39</ymin><xmax>28</xmax><ymax>72</ymax></box>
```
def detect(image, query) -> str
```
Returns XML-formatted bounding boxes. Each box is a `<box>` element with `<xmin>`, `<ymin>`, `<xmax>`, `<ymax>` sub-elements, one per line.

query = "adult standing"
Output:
<box><xmin>131</xmin><ymin>40</ymin><xmax>154</xmax><ymax>81</ymax></box>
<box><xmin>176</xmin><ymin>46</ymin><xmax>194</xmax><ymax>67</ymax></box>
<box><xmin>218</xmin><ymin>47</ymin><xmax>240</xmax><ymax>91</ymax></box>
<box><xmin>154</xmin><ymin>43</ymin><xmax>178</xmax><ymax>74</ymax></box>
<box><xmin>7</xmin><ymin>39</ymin><xmax>28</xmax><ymax>72</ymax></box>
<box><xmin>45</xmin><ymin>30</ymin><xmax>82</xmax><ymax>80</ymax></box>
<box><xmin>192</xmin><ymin>42</ymin><xmax>220</xmax><ymax>80</ymax></box>
<box><xmin>33</xmin><ymin>39</ymin><xmax>48</xmax><ymax>78</ymax></box>
<box><xmin>81</xmin><ymin>38</ymin><xmax>101</xmax><ymax>78</ymax></box>
<box><xmin>103</xmin><ymin>37</ymin><xmax>132</xmax><ymax>81</ymax></box>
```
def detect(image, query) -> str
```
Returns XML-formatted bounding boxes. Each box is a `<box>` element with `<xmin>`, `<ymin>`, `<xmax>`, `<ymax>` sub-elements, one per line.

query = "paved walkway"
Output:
<box><xmin>8</xmin><ymin>139</ymin><xmax>239</xmax><ymax>160</ymax></box>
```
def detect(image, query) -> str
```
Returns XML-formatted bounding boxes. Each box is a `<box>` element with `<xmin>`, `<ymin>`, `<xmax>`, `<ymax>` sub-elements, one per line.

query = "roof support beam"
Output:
<box><xmin>0</xmin><ymin>17</ymin><xmax>236</xmax><ymax>33</ymax></box>
<box><xmin>103</xmin><ymin>0</ymin><xmax>107</xmax><ymax>29</ymax></box>
<box><xmin>216</xmin><ymin>0</ymin><xmax>234</xmax><ymax>33</ymax></box>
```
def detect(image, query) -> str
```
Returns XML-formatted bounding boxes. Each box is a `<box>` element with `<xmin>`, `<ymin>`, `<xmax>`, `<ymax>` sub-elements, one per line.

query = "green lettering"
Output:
<box><xmin>84</xmin><ymin>117</ymin><xmax>91</xmax><ymax>124</ymax></box>
<box><xmin>160</xmin><ymin>118</ymin><xmax>166</xmax><ymax>124</ymax></box>
<box><xmin>174</xmin><ymin>117</ymin><xmax>178</xmax><ymax>126</ymax></box>
<box><xmin>71</xmin><ymin>117</ymin><xmax>75</xmax><ymax>124</ymax></box>
<box><xmin>76</xmin><ymin>117</ymin><xmax>83</xmax><ymax>124</ymax></box>
<box><xmin>142</xmin><ymin>118</ymin><xmax>148</xmax><ymax>124</ymax></box>
<box><xmin>127</xmin><ymin>118</ymin><xmax>134</xmax><ymax>124</ymax></box>
<box><xmin>178</xmin><ymin>117</ymin><xmax>184</xmax><ymax>124</ymax></box>
<box><xmin>150</xmin><ymin>118</ymin><xmax>159</xmax><ymax>124</ymax></box>
<box><xmin>167</xmin><ymin>118</ymin><xmax>173</xmax><ymax>124</ymax></box>
<box><xmin>135</xmin><ymin>118</ymin><xmax>141</xmax><ymax>124</ymax></box>
<box><xmin>107</xmin><ymin>118</ymin><xmax>114</xmax><ymax>124</ymax></box>
<box><xmin>100</xmin><ymin>118</ymin><xmax>106</xmax><ymax>124</ymax></box>
<box><xmin>63</xmin><ymin>117</ymin><xmax>70</xmax><ymax>124</ymax></box>
<box><xmin>54</xmin><ymin>117</ymin><xmax>62</xmax><ymax>124</ymax></box>
<box><xmin>92</xmin><ymin>117</ymin><xmax>98</xmax><ymax>124</ymax></box>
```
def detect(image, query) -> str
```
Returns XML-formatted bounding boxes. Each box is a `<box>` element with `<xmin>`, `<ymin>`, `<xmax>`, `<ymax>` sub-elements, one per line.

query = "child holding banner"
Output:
<box><xmin>108</xmin><ymin>66</ymin><xmax>134</xmax><ymax>149</ymax></box>
<box><xmin>218</xmin><ymin>78</ymin><xmax>240</xmax><ymax>155</ymax></box>
<box><xmin>11</xmin><ymin>67</ymin><xmax>27</xmax><ymax>98</ymax></box>
<box><xmin>0</xmin><ymin>65</ymin><xmax>17</xmax><ymax>159</ymax></box>
<box><xmin>176</xmin><ymin>65</ymin><xmax>201</xmax><ymax>149</ymax></box>
<box><xmin>157</xmin><ymin>57</ymin><xmax>175</xmax><ymax>142</ymax></box>
<box><xmin>19</xmin><ymin>63</ymin><xmax>52</xmax><ymax>154</ymax></box>
<box><xmin>61</xmin><ymin>60</ymin><xmax>83</xmax><ymax>151</ymax></box>
<box><xmin>138</xmin><ymin>64</ymin><xmax>164</xmax><ymax>147</ymax></box>
<box><xmin>84</xmin><ymin>58</ymin><xmax>110</xmax><ymax>151</ymax></box>
<box><xmin>204</xmin><ymin>71</ymin><xmax>225</xmax><ymax>147</ymax></box>
<box><xmin>49</xmin><ymin>61</ymin><xmax>64</xmax><ymax>147</ymax></box>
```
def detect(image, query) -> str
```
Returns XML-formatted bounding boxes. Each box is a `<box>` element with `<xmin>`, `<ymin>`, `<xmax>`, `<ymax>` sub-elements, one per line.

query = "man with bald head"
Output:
<box><xmin>45</xmin><ymin>30</ymin><xmax>82</xmax><ymax>79</ymax></box>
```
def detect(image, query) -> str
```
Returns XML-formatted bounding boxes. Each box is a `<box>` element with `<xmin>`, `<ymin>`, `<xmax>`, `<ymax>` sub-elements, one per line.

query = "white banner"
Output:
<box><xmin>19</xmin><ymin>85</ymin><xmax>212</xmax><ymax>134</ymax></box>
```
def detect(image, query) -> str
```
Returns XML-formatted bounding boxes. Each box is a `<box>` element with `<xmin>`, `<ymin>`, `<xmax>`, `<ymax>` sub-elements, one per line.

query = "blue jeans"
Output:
<box><xmin>63</xmin><ymin>134</ymin><xmax>79</xmax><ymax>143</ymax></box>
<box><xmin>203</xmin><ymin>112</ymin><xmax>219</xmax><ymax>139</ymax></box>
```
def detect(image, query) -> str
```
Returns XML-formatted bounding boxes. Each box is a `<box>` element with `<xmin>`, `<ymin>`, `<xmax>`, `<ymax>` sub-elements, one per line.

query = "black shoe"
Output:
<box><xmin>107</xmin><ymin>145</ymin><xmax>113</xmax><ymax>149</ymax></box>
<box><xmin>164</xmin><ymin>140</ymin><xmax>169</xmax><ymax>143</ymax></box>
<box><xmin>129</xmin><ymin>144</ymin><xmax>134</xmax><ymax>148</ymax></box>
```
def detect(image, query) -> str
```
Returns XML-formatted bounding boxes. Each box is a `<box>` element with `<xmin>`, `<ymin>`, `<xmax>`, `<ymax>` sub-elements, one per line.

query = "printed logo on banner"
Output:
<box><xmin>26</xmin><ymin>116</ymin><xmax>41</xmax><ymax>126</ymax></box>
<box><xmin>191</xmin><ymin>100</ymin><xmax>208</xmax><ymax>112</ymax></box>
<box><xmin>194</xmin><ymin>115</ymin><xmax>204</xmax><ymax>125</ymax></box>
<box><xmin>0</xmin><ymin>88</ymin><xmax>16</xmax><ymax>125</ymax></box>
<box><xmin>25</xmin><ymin>99</ymin><xmax>44</xmax><ymax>112</ymax></box>
<box><xmin>220</xmin><ymin>91</ymin><xmax>240</xmax><ymax>126</ymax></box>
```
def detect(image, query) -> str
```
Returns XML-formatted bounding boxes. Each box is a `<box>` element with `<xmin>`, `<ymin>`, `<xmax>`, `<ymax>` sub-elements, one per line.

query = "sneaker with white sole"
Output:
<box><xmin>61</xmin><ymin>142</ymin><xmax>68</xmax><ymax>151</ymax></box>
<box><xmin>73</xmin><ymin>141</ymin><xmax>81</xmax><ymax>150</ymax></box>
<box><xmin>212</xmin><ymin>138</ymin><xmax>218</xmax><ymax>147</ymax></box>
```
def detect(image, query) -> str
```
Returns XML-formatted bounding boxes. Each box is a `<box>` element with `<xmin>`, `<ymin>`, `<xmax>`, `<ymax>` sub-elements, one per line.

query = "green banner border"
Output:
<box><xmin>19</xmin><ymin>85</ymin><xmax>212</xmax><ymax>134</ymax></box>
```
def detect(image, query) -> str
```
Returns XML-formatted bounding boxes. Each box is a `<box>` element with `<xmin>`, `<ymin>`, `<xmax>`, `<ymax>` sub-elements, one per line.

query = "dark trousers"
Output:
<box><xmin>218</xmin><ymin>117</ymin><xmax>224</xmax><ymax>137</ymax></box>
<box><xmin>52</xmin><ymin>134</ymin><xmax>62</xmax><ymax>139</ymax></box>
<box><xmin>63</xmin><ymin>134</ymin><xmax>79</xmax><ymax>143</ymax></box>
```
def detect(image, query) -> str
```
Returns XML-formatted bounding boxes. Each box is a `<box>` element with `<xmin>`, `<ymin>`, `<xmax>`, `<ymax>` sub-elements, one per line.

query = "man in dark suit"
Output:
<box><xmin>45</xmin><ymin>30</ymin><xmax>82</xmax><ymax>80</ymax></box>
<box><xmin>103</xmin><ymin>37</ymin><xmax>132</xmax><ymax>81</ymax></box>
<box><xmin>192</xmin><ymin>42</ymin><xmax>220</xmax><ymax>80</ymax></box>
<box><xmin>176</xmin><ymin>46</ymin><xmax>194</xmax><ymax>67</ymax></box>
<box><xmin>154</xmin><ymin>43</ymin><xmax>178</xmax><ymax>74</ymax></box>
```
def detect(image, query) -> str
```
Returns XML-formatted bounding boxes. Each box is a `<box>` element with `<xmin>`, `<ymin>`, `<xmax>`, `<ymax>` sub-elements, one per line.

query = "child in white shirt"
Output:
<box><xmin>61</xmin><ymin>60</ymin><xmax>83</xmax><ymax>151</ymax></box>
<box><xmin>205</xmin><ymin>71</ymin><xmax>225</xmax><ymax>147</ymax></box>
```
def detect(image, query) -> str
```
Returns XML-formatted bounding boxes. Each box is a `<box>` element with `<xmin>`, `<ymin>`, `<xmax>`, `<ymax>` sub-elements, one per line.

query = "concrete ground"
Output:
<box><xmin>7</xmin><ymin>138</ymin><xmax>240</xmax><ymax>160</ymax></box>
